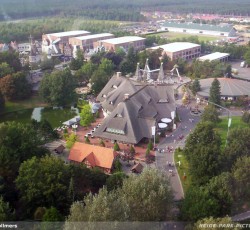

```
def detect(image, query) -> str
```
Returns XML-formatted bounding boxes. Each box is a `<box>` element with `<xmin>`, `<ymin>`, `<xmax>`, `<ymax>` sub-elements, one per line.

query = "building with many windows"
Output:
<box><xmin>69</xmin><ymin>33</ymin><xmax>114</xmax><ymax>51</ymax></box>
<box><xmin>42</xmin><ymin>30</ymin><xmax>90</xmax><ymax>55</ymax></box>
<box><xmin>150</xmin><ymin>42</ymin><xmax>201</xmax><ymax>61</ymax></box>
<box><xmin>198</xmin><ymin>52</ymin><xmax>230</xmax><ymax>62</ymax></box>
<box><xmin>93</xmin><ymin>36</ymin><xmax>145</xmax><ymax>52</ymax></box>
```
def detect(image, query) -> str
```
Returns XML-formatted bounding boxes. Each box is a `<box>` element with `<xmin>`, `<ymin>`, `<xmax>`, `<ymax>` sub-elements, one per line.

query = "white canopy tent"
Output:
<box><xmin>158</xmin><ymin>123</ymin><xmax>168</xmax><ymax>128</ymax></box>
<box><xmin>161</xmin><ymin>118</ymin><xmax>172</xmax><ymax>123</ymax></box>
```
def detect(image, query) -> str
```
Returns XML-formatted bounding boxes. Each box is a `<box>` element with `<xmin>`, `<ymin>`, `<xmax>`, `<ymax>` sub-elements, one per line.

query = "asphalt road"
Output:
<box><xmin>155</xmin><ymin>105</ymin><xmax>201</xmax><ymax>201</ymax></box>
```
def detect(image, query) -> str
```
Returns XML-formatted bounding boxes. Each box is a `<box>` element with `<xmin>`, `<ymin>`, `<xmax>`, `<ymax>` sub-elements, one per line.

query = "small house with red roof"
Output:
<box><xmin>68</xmin><ymin>142</ymin><xmax>118</xmax><ymax>174</ymax></box>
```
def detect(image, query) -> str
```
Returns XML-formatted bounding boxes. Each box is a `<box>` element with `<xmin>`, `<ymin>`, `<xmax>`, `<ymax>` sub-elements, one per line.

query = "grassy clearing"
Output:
<box><xmin>214</xmin><ymin>116</ymin><xmax>246</xmax><ymax>147</ymax></box>
<box><xmin>2</xmin><ymin>95</ymin><xmax>48</xmax><ymax>115</ymax></box>
<box><xmin>149</xmin><ymin>31</ymin><xmax>220</xmax><ymax>42</ymax></box>
<box><xmin>174</xmin><ymin>149</ymin><xmax>192</xmax><ymax>195</ymax></box>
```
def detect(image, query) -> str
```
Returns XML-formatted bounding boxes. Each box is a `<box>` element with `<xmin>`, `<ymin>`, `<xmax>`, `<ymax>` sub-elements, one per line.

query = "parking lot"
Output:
<box><xmin>230</xmin><ymin>61</ymin><xmax>250</xmax><ymax>81</ymax></box>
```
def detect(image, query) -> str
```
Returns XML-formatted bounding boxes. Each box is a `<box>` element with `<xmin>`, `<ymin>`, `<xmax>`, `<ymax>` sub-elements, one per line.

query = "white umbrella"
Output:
<box><xmin>161</xmin><ymin>118</ymin><xmax>172</xmax><ymax>123</ymax></box>
<box><xmin>158</xmin><ymin>123</ymin><xmax>168</xmax><ymax>128</ymax></box>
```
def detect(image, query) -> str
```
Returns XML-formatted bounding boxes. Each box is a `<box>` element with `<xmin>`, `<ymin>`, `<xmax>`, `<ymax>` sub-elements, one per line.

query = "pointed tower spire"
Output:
<box><xmin>135</xmin><ymin>63</ymin><xmax>142</xmax><ymax>81</ymax></box>
<box><xmin>158</xmin><ymin>62</ymin><xmax>165</xmax><ymax>83</ymax></box>
<box><xmin>143</xmin><ymin>58</ymin><xmax>150</xmax><ymax>81</ymax></box>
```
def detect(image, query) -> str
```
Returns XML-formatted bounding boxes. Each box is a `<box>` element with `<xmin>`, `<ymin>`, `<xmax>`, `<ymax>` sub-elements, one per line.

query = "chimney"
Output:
<box><xmin>117</xmin><ymin>72</ymin><xmax>122</xmax><ymax>77</ymax></box>
<box><xmin>124</xmin><ymin>93</ymin><xmax>130</xmax><ymax>100</ymax></box>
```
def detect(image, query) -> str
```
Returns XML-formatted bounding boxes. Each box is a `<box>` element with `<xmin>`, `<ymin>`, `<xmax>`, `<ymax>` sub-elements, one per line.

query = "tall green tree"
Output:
<box><xmin>232</xmin><ymin>156</ymin><xmax>250</xmax><ymax>202</ymax></box>
<box><xmin>0</xmin><ymin>75</ymin><xmax>16</xmax><ymax>100</ymax></box>
<box><xmin>0</xmin><ymin>122</ymin><xmax>47</xmax><ymax>182</ymax></box>
<box><xmin>201</xmin><ymin>105</ymin><xmax>220</xmax><ymax>123</ymax></box>
<box><xmin>39</xmin><ymin>69</ymin><xmax>77</xmax><ymax>106</ymax></box>
<box><xmin>0</xmin><ymin>72</ymin><xmax>32</xmax><ymax>101</ymax></box>
<box><xmin>98</xmin><ymin>58</ymin><xmax>114</xmax><ymax>76</ymax></box>
<box><xmin>223</xmin><ymin>128</ymin><xmax>250</xmax><ymax>170</ymax></box>
<box><xmin>0</xmin><ymin>196</ymin><xmax>14</xmax><ymax>221</ymax></box>
<box><xmin>0</xmin><ymin>90</ymin><xmax>5</xmax><ymax>113</ymax></box>
<box><xmin>181</xmin><ymin>186</ymin><xmax>220</xmax><ymax>221</ymax></box>
<box><xmin>80</xmin><ymin>104</ymin><xmax>94</xmax><ymax>127</ymax></box>
<box><xmin>12</xmin><ymin>72</ymin><xmax>32</xmax><ymax>100</ymax></box>
<box><xmin>16</xmin><ymin>156</ymin><xmax>71</xmax><ymax>216</ymax></box>
<box><xmin>191</xmin><ymin>79</ymin><xmax>201</xmax><ymax>95</ymax></box>
<box><xmin>106</xmin><ymin>172</ymin><xmax>127</xmax><ymax>191</ymax></box>
<box><xmin>204</xmin><ymin>172</ymin><xmax>233</xmax><ymax>216</ymax></box>
<box><xmin>90</xmin><ymin>69</ymin><xmax>110</xmax><ymax>95</ymax></box>
<box><xmin>0</xmin><ymin>62</ymin><xmax>13</xmax><ymax>78</ymax></box>
<box><xmin>209</xmin><ymin>78</ymin><xmax>221</xmax><ymax>105</ymax></box>
<box><xmin>184</xmin><ymin>122</ymin><xmax>222</xmax><ymax>185</ymax></box>
<box><xmin>0</xmin><ymin>51</ymin><xmax>22</xmax><ymax>72</ymax></box>
<box><xmin>66</xmin><ymin>168</ymin><xmax>173</xmax><ymax>224</ymax></box>
<box><xmin>75</xmin><ymin>61</ymin><xmax>96</xmax><ymax>83</ymax></box>
<box><xmin>42</xmin><ymin>207</ymin><xmax>64</xmax><ymax>221</ymax></box>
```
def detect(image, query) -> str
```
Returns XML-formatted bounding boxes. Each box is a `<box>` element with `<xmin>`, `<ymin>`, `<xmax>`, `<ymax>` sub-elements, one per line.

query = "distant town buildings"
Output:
<box><xmin>93</xmin><ymin>36</ymin><xmax>146</xmax><ymax>52</ymax></box>
<box><xmin>161</xmin><ymin>22</ymin><xmax>237</xmax><ymax>37</ymax></box>
<box><xmin>150</xmin><ymin>42</ymin><xmax>201</xmax><ymax>61</ymax></box>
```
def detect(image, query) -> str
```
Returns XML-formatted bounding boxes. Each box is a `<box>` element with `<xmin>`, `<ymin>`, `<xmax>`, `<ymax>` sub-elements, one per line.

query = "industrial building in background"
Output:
<box><xmin>160</xmin><ymin>22</ymin><xmax>237</xmax><ymax>37</ymax></box>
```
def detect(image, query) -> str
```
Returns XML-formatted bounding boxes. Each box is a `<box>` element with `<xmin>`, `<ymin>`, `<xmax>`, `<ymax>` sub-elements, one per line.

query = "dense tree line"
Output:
<box><xmin>180</xmin><ymin>114</ymin><xmax>250</xmax><ymax>222</ymax></box>
<box><xmin>39</xmin><ymin>68</ymin><xmax>77</xmax><ymax>106</ymax></box>
<box><xmin>65</xmin><ymin>168</ymin><xmax>173</xmax><ymax>225</ymax></box>
<box><xmin>0</xmin><ymin>120</ymin><xmax>108</xmax><ymax>220</ymax></box>
<box><xmin>1</xmin><ymin>0</ymin><xmax>250</xmax><ymax>21</ymax></box>
<box><xmin>0</xmin><ymin>18</ymin><xmax>123</xmax><ymax>43</ymax></box>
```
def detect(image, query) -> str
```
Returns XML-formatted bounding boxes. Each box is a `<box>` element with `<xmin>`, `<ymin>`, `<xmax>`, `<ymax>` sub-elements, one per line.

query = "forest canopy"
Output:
<box><xmin>1</xmin><ymin>0</ymin><xmax>250</xmax><ymax>21</ymax></box>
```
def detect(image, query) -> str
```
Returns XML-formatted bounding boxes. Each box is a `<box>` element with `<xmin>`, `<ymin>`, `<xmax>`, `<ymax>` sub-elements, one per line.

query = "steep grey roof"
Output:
<box><xmin>163</xmin><ymin>22</ymin><xmax>235</xmax><ymax>33</ymax></box>
<box><xmin>197</xmin><ymin>78</ymin><xmax>250</xmax><ymax>97</ymax></box>
<box><xmin>95</xmin><ymin>81</ymin><xmax>176</xmax><ymax>144</ymax></box>
<box><xmin>97</xmin><ymin>74</ymin><xmax>144</xmax><ymax>112</ymax></box>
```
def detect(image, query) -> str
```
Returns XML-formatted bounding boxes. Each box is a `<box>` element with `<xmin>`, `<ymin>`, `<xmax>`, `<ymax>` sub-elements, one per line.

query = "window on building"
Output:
<box><xmin>106</xmin><ymin>128</ymin><xmax>125</xmax><ymax>135</ymax></box>
<box><xmin>158</xmin><ymin>98</ymin><xmax>169</xmax><ymax>103</ymax></box>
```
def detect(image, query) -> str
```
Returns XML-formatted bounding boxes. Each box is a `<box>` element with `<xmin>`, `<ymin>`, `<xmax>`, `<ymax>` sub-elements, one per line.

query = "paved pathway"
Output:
<box><xmin>155</xmin><ymin>105</ymin><xmax>200</xmax><ymax>201</ymax></box>
<box><xmin>231</xmin><ymin>210</ymin><xmax>250</xmax><ymax>222</ymax></box>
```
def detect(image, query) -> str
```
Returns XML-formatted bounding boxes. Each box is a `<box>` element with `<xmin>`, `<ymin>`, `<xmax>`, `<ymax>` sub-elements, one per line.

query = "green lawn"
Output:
<box><xmin>174</xmin><ymin>149</ymin><xmax>192</xmax><ymax>195</ymax></box>
<box><xmin>149</xmin><ymin>31</ymin><xmax>220</xmax><ymax>42</ymax></box>
<box><xmin>2</xmin><ymin>95</ymin><xmax>48</xmax><ymax>115</ymax></box>
<box><xmin>214</xmin><ymin>116</ymin><xmax>246</xmax><ymax>147</ymax></box>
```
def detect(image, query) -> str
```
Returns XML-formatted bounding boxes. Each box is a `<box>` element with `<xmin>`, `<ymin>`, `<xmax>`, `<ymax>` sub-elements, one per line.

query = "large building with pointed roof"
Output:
<box><xmin>94</xmin><ymin>67</ymin><xmax>176</xmax><ymax>144</ymax></box>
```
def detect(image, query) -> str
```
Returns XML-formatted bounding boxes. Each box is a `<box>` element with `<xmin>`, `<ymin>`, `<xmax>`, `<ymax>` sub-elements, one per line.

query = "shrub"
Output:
<box><xmin>113</xmin><ymin>142</ymin><xmax>120</xmax><ymax>151</ymax></box>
